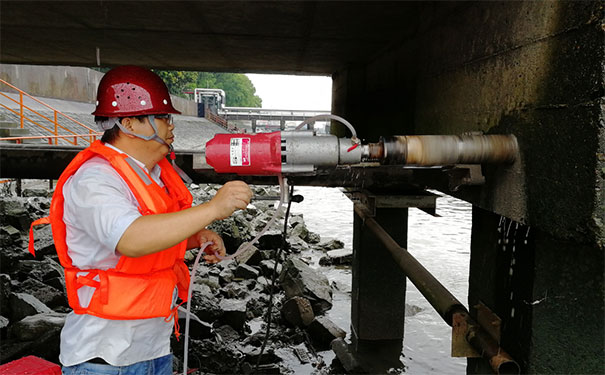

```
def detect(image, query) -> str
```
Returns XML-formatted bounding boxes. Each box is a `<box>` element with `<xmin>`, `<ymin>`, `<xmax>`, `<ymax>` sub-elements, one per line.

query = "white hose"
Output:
<box><xmin>214</xmin><ymin>174</ymin><xmax>286</xmax><ymax>261</ymax></box>
<box><xmin>182</xmin><ymin>175</ymin><xmax>286</xmax><ymax>373</ymax></box>
<box><xmin>295</xmin><ymin>114</ymin><xmax>358</xmax><ymax>139</ymax></box>
<box><xmin>183</xmin><ymin>241</ymin><xmax>212</xmax><ymax>375</ymax></box>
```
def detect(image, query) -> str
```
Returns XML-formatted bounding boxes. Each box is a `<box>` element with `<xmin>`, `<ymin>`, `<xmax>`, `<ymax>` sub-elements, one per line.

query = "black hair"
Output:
<box><xmin>95</xmin><ymin>115</ymin><xmax>148</xmax><ymax>143</ymax></box>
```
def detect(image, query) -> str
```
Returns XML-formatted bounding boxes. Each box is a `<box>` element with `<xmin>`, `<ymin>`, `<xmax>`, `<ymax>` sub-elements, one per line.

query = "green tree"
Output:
<box><xmin>152</xmin><ymin>70</ymin><xmax>262</xmax><ymax>107</ymax></box>
<box><xmin>152</xmin><ymin>70</ymin><xmax>198</xmax><ymax>98</ymax></box>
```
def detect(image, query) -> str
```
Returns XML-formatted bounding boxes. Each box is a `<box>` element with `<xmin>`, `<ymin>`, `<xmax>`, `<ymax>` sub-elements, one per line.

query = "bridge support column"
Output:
<box><xmin>280</xmin><ymin>120</ymin><xmax>285</xmax><ymax>130</ymax></box>
<box><xmin>251</xmin><ymin>120</ymin><xmax>256</xmax><ymax>133</ymax></box>
<box><xmin>350</xmin><ymin>204</ymin><xmax>407</xmax><ymax>371</ymax></box>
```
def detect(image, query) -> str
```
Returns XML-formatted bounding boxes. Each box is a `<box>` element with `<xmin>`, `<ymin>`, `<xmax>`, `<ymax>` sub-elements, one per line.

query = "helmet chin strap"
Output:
<box><xmin>112</xmin><ymin>115</ymin><xmax>192</xmax><ymax>184</ymax></box>
<box><xmin>113</xmin><ymin>115</ymin><xmax>168</xmax><ymax>147</ymax></box>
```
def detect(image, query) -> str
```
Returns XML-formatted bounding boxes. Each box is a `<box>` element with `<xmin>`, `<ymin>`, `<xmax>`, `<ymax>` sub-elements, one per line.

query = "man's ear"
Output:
<box><xmin>120</xmin><ymin>117</ymin><xmax>135</xmax><ymax>131</ymax></box>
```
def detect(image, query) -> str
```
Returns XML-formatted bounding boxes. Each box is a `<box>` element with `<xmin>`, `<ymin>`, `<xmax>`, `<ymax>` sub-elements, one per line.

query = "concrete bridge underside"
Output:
<box><xmin>1</xmin><ymin>2</ymin><xmax>603</xmax><ymax>374</ymax></box>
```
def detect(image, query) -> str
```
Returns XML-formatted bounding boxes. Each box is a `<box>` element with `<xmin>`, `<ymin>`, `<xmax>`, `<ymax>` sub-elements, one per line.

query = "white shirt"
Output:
<box><xmin>59</xmin><ymin>144</ymin><xmax>173</xmax><ymax>367</ymax></box>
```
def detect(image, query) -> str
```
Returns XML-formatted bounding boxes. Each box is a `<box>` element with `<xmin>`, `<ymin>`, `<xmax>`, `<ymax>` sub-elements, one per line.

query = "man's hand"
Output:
<box><xmin>188</xmin><ymin>228</ymin><xmax>226</xmax><ymax>264</ymax></box>
<box><xmin>208</xmin><ymin>181</ymin><xmax>253</xmax><ymax>220</ymax></box>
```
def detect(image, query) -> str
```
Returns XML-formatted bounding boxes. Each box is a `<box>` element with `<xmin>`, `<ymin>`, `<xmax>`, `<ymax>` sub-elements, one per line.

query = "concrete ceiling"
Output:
<box><xmin>0</xmin><ymin>1</ymin><xmax>430</xmax><ymax>75</ymax></box>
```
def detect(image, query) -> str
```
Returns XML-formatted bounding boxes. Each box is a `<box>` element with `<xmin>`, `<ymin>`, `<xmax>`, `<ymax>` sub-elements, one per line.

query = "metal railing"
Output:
<box><xmin>219</xmin><ymin>107</ymin><xmax>329</xmax><ymax>120</ymax></box>
<box><xmin>0</xmin><ymin>79</ymin><xmax>101</xmax><ymax>145</ymax></box>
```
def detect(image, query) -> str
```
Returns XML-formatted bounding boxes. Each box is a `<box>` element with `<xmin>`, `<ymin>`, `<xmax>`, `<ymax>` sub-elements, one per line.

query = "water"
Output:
<box><xmin>290</xmin><ymin>186</ymin><xmax>471</xmax><ymax>374</ymax></box>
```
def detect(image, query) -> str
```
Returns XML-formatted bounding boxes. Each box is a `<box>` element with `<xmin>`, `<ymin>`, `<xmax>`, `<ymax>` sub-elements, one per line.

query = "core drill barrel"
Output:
<box><xmin>367</xmin><ymin>134</ymin><xmax>519</xmax><ymax>166</ymax></box>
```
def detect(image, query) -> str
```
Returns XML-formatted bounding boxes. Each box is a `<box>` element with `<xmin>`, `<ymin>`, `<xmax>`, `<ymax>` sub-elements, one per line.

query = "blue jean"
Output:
<box><xmin>62</xmin><ymin>354</ymin><xmax>172</xmax><ymax>375</ymax></box>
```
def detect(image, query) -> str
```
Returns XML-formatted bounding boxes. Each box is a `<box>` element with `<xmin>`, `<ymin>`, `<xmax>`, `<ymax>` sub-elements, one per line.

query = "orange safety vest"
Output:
<box><xmin>28</xmin><ymin>140</ymin><xmax>192</xmax><ymax>320</ymax></box>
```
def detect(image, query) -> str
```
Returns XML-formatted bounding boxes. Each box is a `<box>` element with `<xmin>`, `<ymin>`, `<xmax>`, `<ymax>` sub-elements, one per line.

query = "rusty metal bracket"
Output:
<box><xmin>447</xmin><ymin>164</ymin><xmax>485</xmax><ymax>192</ymax></box>
<box><xmin>475</xmin><ymin>302</ymin><xmax>502</xmax><ymax>344</ymax></box>
<box><xmin>452</xmin><ymin>302</ymin><xmax>502</xmax><ymax>358</ymax></box>
<box><xmin>452</xmin><ymin>312</ymin><xmax>480</xmax><ymax>358</ymax></box>
<box><xmin>345</xmin><ymin>189</ymin><xmax>438</xmax><ymax>217</ymax></box>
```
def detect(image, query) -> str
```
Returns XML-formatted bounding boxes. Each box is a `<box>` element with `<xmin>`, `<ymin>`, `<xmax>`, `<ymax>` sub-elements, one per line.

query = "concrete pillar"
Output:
<box><xmin>351</xmin><ymin>205</ymin><xmax>407</xmax><ymax>371</ymax></box>
<box><xmin>468</xmin><ymin>208</ymin><xmax>604</xmax><ymax>374</ymax></box>
<box><xmin>251</xmin><ymin>119</ymin><xmax>256</xmax><ymax>133</ymax></box>
<box><xmin>280</xmin><ymin>120</ymin><xmax>285</xmax><ymax>130</ymax></box>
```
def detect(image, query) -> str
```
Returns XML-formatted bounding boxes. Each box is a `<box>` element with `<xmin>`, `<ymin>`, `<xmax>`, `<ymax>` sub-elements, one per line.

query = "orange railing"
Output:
<box><xmin>0</xmin><ymin>133</ymin><xmax>101</xmax><ymax>145</ymax></box>
<box><xmin>0</xmin><ymin>79</ymin><xmax>101</xmax><ymax>145</ymax></box>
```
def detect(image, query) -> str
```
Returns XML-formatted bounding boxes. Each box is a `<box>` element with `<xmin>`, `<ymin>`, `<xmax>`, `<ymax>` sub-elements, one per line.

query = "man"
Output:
<box><xmin>31</xmin><ymin>66</ymin><xmax>252</xmax><ymax>374</ymax></box>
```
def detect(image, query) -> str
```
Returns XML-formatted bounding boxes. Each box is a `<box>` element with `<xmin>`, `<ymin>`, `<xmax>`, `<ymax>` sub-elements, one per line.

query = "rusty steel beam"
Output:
<box><xmin>354</xmin><ymin>204</ymin><xmax>520</xmax><ymax>374</ymax></box>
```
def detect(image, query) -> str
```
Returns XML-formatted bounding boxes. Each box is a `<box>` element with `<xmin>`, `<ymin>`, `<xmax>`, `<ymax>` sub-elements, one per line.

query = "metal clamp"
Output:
<box><xmin>447</xmin><ymin>164</ymin><xmax>485</xmax><ymax>191</ymax></box>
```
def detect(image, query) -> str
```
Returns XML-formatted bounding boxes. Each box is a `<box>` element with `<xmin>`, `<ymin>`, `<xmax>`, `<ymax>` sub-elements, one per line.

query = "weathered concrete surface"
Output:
<box><xmin>0</xmin><ymin>64</ymin><xmax>197</xmax><ymax>116</ymax></box>
<box><xmin>333</xmin><ymin>2</ymin><xmax>604</xmax><ymax>243</ymax></box>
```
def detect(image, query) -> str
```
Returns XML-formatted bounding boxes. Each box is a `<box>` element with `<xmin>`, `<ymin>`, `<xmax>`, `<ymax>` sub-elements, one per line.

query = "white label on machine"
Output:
<box><xmin>230</xmin><ymin>137</ymin><xmax>251</xmax><ymax>166</ymax></box>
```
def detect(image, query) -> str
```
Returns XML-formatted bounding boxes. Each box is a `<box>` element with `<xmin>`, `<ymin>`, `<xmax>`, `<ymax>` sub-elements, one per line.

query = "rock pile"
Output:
<box><xmin>0</xmin><ymin>182</ymin><xmax>350</xmax><ymax>373</ymax></box>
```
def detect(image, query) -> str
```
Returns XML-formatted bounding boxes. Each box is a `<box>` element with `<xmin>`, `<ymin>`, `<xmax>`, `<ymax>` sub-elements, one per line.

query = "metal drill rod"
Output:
<box><xmin>354</xmin><ymin>204</ymin><xmax>520</xmax><ymax>375</ymax></box>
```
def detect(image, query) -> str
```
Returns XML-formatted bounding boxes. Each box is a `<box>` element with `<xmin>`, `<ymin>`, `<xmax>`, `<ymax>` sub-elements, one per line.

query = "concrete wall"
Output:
<box><xmin>0</xmin><ymin>64</ymin><xmax>197</xmax><ymax>116</ymax></box>
<box><xmin>333</xmin><ymin>2</ymin><xmax>604</xmax><ymax>373</ymax></box>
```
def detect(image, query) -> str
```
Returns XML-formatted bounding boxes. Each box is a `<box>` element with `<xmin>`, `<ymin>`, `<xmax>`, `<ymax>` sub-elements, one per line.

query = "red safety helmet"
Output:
<box><xmin>92</xmin><ymin>66</ymin><xmax>180</xmax><ymax>117</ymax></box>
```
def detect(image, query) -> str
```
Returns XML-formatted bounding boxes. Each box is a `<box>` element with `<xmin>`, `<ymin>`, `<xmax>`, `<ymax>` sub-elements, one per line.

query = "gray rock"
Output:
<box><xmin>1</xmin><ymin>225</ymin><xmax>21</xmax><ymax>239</ymax></box>
<box><xmin>259</xmin><ymin>260</ymin><xmax>282</xmax><ymax>278</ymax></box>
<box><xmin>214</xmin><ymin>324</ymin><xmax>240</xmax><ymax>344</ymax></box>
<box><xmin>255</xmin><ymin>276</ymin><xmax>272</xmax><ymax>294</ymax></box>
<box><xmin>219</xmin><ymin>299</ymin><xmax>248</xmax><ymax>330</ymax></box>
<box><xmin>289</xmin><ymin>214</ymin><xmax>305</xmax><ymax>229</ymax></box>
<box><xmin>287</xmin><ymin>235</ymin><xmax>309</xmax><ymax>253</ymax></box>
<box><xmin>223</xmin><ymin>282</ymin><xmax>249</xmax><ymax>299</ymax></box>
<box><xmin>28</xmin><ymin>223</ymin><xmax>55</xmax><ymax>256</ymax></box>
<box><xmin>198</xmin><ymin>275</ymin><xmax>221</xmax><ymax>290</ymax></box>
<box><xmin>240</xmin><ymin>345</ymin><xmax>280</xmax><ymax>365</ymax></box>
<box><xmin>41</xmin><ymin>257</ymin><xmax>64</xmax><ymax>282</ymax></box>
<box><xmin>234</xmin><ymin>245</ymin><xmax>262</xmax><ymax>266</ymax></box>
<box><xmin>258</xmin><ymin>231</ymin><xmax>283</xmax><ymax>250</ymax></box>
<box><xmin>177</xmin><ymin>310</ymin><xmax>212</xmax><ymax>340</ymax></box>
<box><xmin>191</xmin><ymin>282</ymin><xmax>214</xmax><ymax>298</ymax></box>
<box><xmin>317</xmin><ymin>239</ymin><xmax>344</xmax><ymax>251</ymax></box>
<box><xmin>279</xmin><ymin>256</ymin><xmax>333</xmax><ymax>314</ymax></box>
<box><xmin>9</xmin><ymin>312</ymin><xmax>66</xmax><ymax>341</ymax></box>
<box><xmin>22</xmin><ymin>188</ymin><xmax>50</xmax><ymax>197</ymax></box>
<box><xmin>405</xmin><ymin>304</ymin><xmax>423</xmax><ymax>317</ymax></box>
<box><xmin>235</xmin><ymin>264</ymin><xmax>260</xmax><ymax>280</ymax></box>
<box><xmin>307</xmin><ymin>315</ymin><xmax>346</xmax><ymax>350</ymax></box>
<box><xmin>0</xmin><ymin>274</ymin><xmax>12</xmax><ymax>316</ymax></box>
<box><xmin>0</xmin><ymin>324</ymin><xmax>61</xmax><ymax>363</ymax></box>
<box><xmin>191</xmin><ymin>286</ymin><xmax>222</xmax><ymax>322</ymax></box>
<box><xmin>18</xmin><ymin>278</ymin><xmax>66</xmax><ymax>308</ymax></box>
<box><xmin>0</xmin><ymin>315</ymin><xmax>9</xmax><ymax>329</ymax></box>
<box><xmin>9</xmin><ymin>292</ymin><xmax>52</xmax><ymax>322</ymax></box>
<box><xmin>319</xmin><ymin>249</ymin><xmax>353</xmax><ymax>266</ymax></box>
<box><xmin>0</xmin><ymin>198</ymin><xmax>31</xmax><ymax>231</ymax></box>
<box><xmin>290</xmin><ymin>223</ymin><xmax>309</xmax><ymax>242</ymax></box>
<box><xmin>281</xmin><ymin>296</ymin><xmax>315</xmax><ymax>327</ymax></box>
<box><xmin>331</xmin><ymin>337</ymin><xmax>364</xmax><ymax>373</ymax></box>
<box><xmin>306</xmin><ymin>231</ymin><xmax>321</xmax><ymax>244</ymax></box>
<box><xmin>219</xmin><ymin>269</ymin><xmax>234</xmax><ymax>285</ymax></box>
<box><xmin>45</xmin><ymin>276</ymin><xmax>66</xmax><ymax>294</ymax></box>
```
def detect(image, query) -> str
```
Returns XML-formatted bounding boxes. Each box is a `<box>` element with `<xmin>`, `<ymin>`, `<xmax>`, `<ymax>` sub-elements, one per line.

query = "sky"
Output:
<box><xmin>246</xmin><ymin>73</ymin><xmax>332</xmax><ymax>111</ymax></box>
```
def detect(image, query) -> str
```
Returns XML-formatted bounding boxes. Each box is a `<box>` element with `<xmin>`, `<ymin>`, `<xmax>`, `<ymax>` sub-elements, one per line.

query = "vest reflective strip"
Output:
<box><xmin>124</xmin><ymin>157</ymin><xmax>152</xmax><ymax>185</ymax></box>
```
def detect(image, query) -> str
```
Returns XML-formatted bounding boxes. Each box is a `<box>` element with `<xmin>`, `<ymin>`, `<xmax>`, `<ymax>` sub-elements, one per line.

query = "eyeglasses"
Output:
<box><xmin>154</xmin><ymin>114</ymin><xmax>174</xmax><ymax>125</ymax></box>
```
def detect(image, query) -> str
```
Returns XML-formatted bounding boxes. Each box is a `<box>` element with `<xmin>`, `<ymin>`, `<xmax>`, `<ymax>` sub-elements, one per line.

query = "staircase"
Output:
<box><xmin>0</xmin><ymin>79</ymin><xmax>101</xmax><ymax>146</ymax></box>
<box><xmin>0</xmin><ymin>114</ymin><xmax>44</xmax><ymax>144</ymax></box>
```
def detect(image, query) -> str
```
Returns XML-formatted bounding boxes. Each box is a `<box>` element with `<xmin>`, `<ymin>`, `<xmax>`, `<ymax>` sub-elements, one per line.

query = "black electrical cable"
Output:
<box><xmin>253</xmin><ymin>184</ymin><xmax>295</xmax><ymax>373</ymax></box>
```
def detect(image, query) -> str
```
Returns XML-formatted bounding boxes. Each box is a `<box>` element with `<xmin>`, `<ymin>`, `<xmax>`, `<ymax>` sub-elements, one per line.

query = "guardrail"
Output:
<box><xmin>0</xmin><ymin>79</ymin><xmax>100</xmax><ymax>145</ymax></box>
<box><xmin>0</xmin><ymin>133</ymin><xmax>102</xmax><ymax>145</ymax></box>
